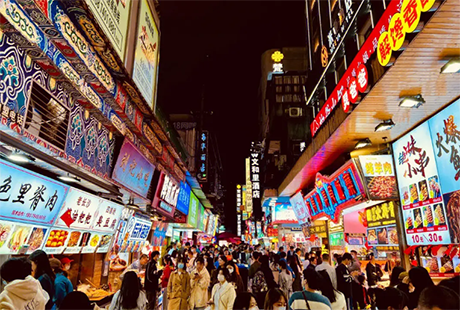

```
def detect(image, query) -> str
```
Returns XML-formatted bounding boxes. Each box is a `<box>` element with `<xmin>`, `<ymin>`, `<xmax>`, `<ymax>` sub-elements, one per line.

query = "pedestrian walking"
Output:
<box><xmin>167</xmin><ymin>258</ymin><xmax>190</xmax><ymax>310</ymax></box>
<box><xmin>109</xmin><ymin>271</ymin><xmax>148</xmax><ymax>310</ymax></box>
<box><xmin>189</xmin><ymin>257</ymin><xmax>210</xmax><ymax>310</ymax></box>
<box><xmin>145</xmin><ymin>251</ymin><xmax>161</xmax><ymax>310</ymax></box>
<box><xmin>208</xmin><ymin>267</ymin><xmax>236</xmax><ymax>310</ymax></box>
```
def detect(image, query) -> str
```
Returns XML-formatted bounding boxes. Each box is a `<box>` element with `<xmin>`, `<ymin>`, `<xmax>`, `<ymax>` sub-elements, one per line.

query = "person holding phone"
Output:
<box><xmin>190</xmin><ymin>257</ymin><xmax>210</xmax><ymax>310</ymax></box>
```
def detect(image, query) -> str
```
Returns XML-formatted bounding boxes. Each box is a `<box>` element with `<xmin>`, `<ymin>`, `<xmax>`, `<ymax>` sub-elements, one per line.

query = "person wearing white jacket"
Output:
<box><xmin>0</xmin><ymin>257</ymin><xmax>50</xmax><ymax>310</ymax></box>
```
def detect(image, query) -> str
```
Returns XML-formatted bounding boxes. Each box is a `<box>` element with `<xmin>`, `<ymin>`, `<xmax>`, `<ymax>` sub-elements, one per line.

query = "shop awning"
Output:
<box><xmin>186</xmin><ymin>171</ymin><xmax>213</xmax><ymax>208</ymax></box>
<box><xmin>279</xmin><ymin>0</ymin><xmax>460</xmax><ymax>197</ymax></box>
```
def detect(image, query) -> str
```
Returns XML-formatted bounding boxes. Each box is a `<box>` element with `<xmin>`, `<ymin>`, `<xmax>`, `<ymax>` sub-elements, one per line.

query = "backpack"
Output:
<box><xmin>251</xmin><ymin>270</ymin><xmax>268</xmax><ymax>293</ymax></box>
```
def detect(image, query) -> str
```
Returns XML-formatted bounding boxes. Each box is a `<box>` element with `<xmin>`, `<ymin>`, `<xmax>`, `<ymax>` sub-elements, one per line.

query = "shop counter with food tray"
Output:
<box><xmin>78</xmin><ymin>283</ymin><xmax>114</xmax><ymax>306</ymax></box>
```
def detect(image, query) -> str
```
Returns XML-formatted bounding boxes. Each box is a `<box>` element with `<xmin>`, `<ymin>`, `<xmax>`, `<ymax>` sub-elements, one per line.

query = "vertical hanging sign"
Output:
<box><xmin>237</xmin><ymin>185</ymin><xmax>242</xmax><ymax>236</ymax></box>
<box><xmin>197</xmin><ymin>130</ymin><xmax>208</xmax><ymax>182</ymax></box>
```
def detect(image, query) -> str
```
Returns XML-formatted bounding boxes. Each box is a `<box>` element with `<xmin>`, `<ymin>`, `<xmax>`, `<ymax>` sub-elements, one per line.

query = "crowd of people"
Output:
<box><xmin>0</xmin><ymin>244</ymin><xmax>458</xmax><ymax>310</ymax></box>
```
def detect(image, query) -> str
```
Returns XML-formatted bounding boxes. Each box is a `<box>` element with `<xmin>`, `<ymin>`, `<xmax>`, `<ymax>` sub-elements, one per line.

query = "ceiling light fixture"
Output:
<box><xmin>375</xmin><ymin>119</ymin><xmax>395</xmax><ymax>132</ymax></box>
<box><xmin>126</xmin><ymin>197</ymin><xmax>140</xmax><ymax>211</ymax></box>
<box><xmin>58</xmin><ymin>174</ymin><xmax>80</xmax><ymax>183</ymax></box>
<box><xmin>440</xmin><ymin>58</ymin><xmax>460</xmax><ymax>74</ymax></box>
<box><xmin>399</xmin><ymin>95</ymin><xmax>425</xmax><ymax>108</ymax></box>
<box><xmin>8</xmin><ymin>151</ymin><xmax>34</xmax><ymax>163</ymax></box>
<box><xmin>355</xmin><ymin>138</ymin><xmax>372</xmax><ymax>149</ymax></box>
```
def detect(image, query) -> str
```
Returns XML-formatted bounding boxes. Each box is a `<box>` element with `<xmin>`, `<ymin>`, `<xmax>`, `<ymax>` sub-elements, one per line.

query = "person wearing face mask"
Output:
<box><xmin>145</xmin><ymin>251</ymin><xmax>162</xmax><ymax>310</ymax></box>
<box><xmin>208</xmin><ymin>267</ymin><xmax>236</xmax><ymax>310</ymax></box>
<box><xmin>211</xmin><ymin>255</ymin><xmax>228</xmax><ymax>288</ymax></box>
<box><xmin>60</xmin><ymin>257</ymin><xmax>73</xmax><ymax>273</ymax></box>
<box><xmin>264</xmin><ymin>288</ymin><xmax>287</xmax><ymax>310</ymax></box>
<box><xmin>289</xmin><ymin>269</ymin><xmax>332</xmax><ymax>310</ymax></box>
<box><xmin>167</xmin><ymin>258</ymin><xmax>191</xmax><ymax>310</ymax></box>
<box><xmin>49</xmin><ymin>258</ymin><xmax>73</xmax><ymax>309</ymax></box>
<box><xmin>335</xmin><ymin>253</ymin><xmax>358</xmax><ymax>310</ymax></box>
<box><xmin>190</xmin><ymin>257</ymin><xmax>210</xmax><ymax>310</ymax></box>
<box><xmin>225</xmin><ymin>261</ymin><xmax>244</xmax><ymax>292</ymax></box>
<box><xmin>187</xmin><ymin>250</ymin><xmax>198</xmax><ymax>273</ymax></box>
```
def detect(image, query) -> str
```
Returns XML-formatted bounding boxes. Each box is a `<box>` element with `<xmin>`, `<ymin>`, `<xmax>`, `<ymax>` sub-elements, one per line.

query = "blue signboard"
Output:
<box><xmin>176</xmin><ymin>182</ymin><xmax>191</xmax><ymax>215</ymax></box>
<box><xmin>112</xmin><ymin>139</ymin><xmax>155</xmax><ymax>197</ymax></box>
<box><xmin>0</xmin><ymin>159</ymin><xmax>69</xmax><ymax>226</ymax></box>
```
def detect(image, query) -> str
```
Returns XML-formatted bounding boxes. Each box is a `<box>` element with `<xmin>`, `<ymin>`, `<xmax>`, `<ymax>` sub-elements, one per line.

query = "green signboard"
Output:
<box><xmin>198</xmin><ymin>205</ymin><xmax>206</xmax><ymax>232</ymax></box>
<box><xmin>330</xmin><ymin>232</ymin><xmax>344</xmax><ymax>247</ymax></box>
<box><xmin>188</xmin><ymin>192</ymin><xmax>199</xmax><ymax>228</ymax></box>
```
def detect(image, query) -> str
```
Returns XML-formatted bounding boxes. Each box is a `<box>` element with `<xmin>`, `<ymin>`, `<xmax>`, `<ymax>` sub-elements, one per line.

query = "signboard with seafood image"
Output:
<box><xmin>393</xmin><ymin>122</ymin><xmax>452</xmax><ymax>246</ymax></box>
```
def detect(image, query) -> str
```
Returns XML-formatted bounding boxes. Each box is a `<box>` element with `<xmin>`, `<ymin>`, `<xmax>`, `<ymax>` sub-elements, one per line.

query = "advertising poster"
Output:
<box><xmin>272</xmin><ymin>204</ymin><xmax>298</xmax><ymax>225</ymax></box>
<box><xmin>85</xmin><ymin>0</ymin><xmax>132</xmax><ymax>60</ymax></box>
<box><xmin>132</xmin><ymin>0</ymin><xmax>159</xmax><ymax>109</ymax></box>
<box><xmin>358</xmin><ymin>155</ymin><xmax>398</xmax><ymax>200</ymax></box>
<box><xmin>0</xmin><ymin>159</ymin><xmax>69</xmax><ymax>226</ymax></box>
<box><xmin>330</xmin><ymin>232</ymin><xmax>344</xmax><ymax>247</ymax></box>
<box><xmin>119</xmin><ymin>215</ymin><xmax>151</xmax><ymax>253</ymax></box>
<box><xmin>0</xmin><ymin>220</ymin><xmax>48</xmax><ymax>255</ymax></box>
<box><xmin>290</xmin><ymin>191</ymin><xmax>311</xmax><ymax>226</ymax></box>
<box><xmin>393</xmin><ymin>122</ymin><xmax>451</xmax><ymax>246</ymax></box>
<box><xmin>112</xmin><ymin>139</ymin><xmax>155</xmax><ymax>198</ymax></box>
<box><xmin>365</xmin><ymin>201</ymin><xmax>399</xmax><ymax>250</ymax></box>
<box><xmin>428</xmin><ymin>99</ymin><xmax>460</xmax><ymax>243</ymax></box>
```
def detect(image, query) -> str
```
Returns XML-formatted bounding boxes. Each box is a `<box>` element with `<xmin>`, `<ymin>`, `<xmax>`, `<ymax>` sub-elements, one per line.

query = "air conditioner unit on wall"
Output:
<box><xmin>289</xmin><ymin>107</ymin><xmax>302</xmax><ymax>117</ymax></box>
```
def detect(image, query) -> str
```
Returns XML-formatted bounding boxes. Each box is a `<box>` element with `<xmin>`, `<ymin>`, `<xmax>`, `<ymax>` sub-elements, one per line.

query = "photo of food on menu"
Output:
<box><xmin>410</xmin><ymin>183</ymin><xmax>419</xmax><ymax>204</ymax></box>
<box><xmin>413</xmin><ymin>208</ymin><xmax>423</xmax><ymax>228</ymax></box>
<box><xmin>418</xmin><ymin>179</ymin><xmax>429</xmax><ymax>202</ymax></box>
<box><xmin>428</xmin><ymin>175</ymin><xmax>441</xmax><ymax>199</ymax></box>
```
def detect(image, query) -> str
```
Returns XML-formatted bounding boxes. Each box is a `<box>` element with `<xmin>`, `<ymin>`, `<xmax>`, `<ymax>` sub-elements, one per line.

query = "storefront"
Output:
<box><xmin>392</xmin><ymin>98</ymin><xmax>460</xmax><ymax>279</ymax></box>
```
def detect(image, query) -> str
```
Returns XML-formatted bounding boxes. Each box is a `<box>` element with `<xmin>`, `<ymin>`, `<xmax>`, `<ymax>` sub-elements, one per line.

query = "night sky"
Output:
<box><xmin>157</xmin><ymin>1</ymin><xmax>306</xmax><ymax>231</ymax></box>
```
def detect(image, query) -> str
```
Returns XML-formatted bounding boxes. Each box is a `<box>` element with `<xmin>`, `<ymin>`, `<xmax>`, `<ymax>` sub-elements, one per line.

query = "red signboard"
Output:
<box><xmin>310</xmin><ymin>0</ymin><xmax>402</xmax><ymax>137</ymax></box>
<box><xmin>303</xmin><ymin>161</ymin><xmax>366</xmax><ymax>223</ymax></box>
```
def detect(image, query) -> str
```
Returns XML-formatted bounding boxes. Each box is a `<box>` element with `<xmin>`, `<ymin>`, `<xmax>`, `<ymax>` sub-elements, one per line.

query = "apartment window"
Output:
<box><xmin>275</xmin><ymin>76</ymin><xmax>283</xmax><ymax>85</ymax></box>
<box><xmin>284</xmin><ymin>94</ymin><xmax>293</xmax><ymax>102</ymax></box>
<box><xmin>292</xmin><ymin>76</ymin><xmax>300</xmax><ymax>84</ymax></box>
<box><xmin>283</xmin><ymin>76</ymin><xmax>292</xmax><ymax>84</ymax></box>
<box><xmin>276</xmin><ymin>86</ymin><xmax>283</xmax><ymax>93</ymax></box>
<box><xmin>285</xmin><ymin>85</ymin><xmax>292</xmax><ymax>93</ymax></box>
<box><xmin>293</xmin><ymin>85</ymin><xmax>301</xmax><ymax>93</ymax></box>
<box><xmin>301</xmin><ymin>76</ymin><xmax>307</xmax><ymax>85</ymax></box>
<box><xmin>357</xmin><ymin>14</ymin><xmax>373</xmax><ymax>49</ymax></box>
<box><xmin>276</xmin><ymin>95</ymin><xmax>283</xmax><ymax>102</ymax></box>
<box><xmin>293</xmin><ymin>94</ymin><xmax>302</xmax><ymax>102</ymax></box>
<box><xmin>25</xmin><ymin>82</ymin><xmax>70</xmax><ymax>151</ymax></box>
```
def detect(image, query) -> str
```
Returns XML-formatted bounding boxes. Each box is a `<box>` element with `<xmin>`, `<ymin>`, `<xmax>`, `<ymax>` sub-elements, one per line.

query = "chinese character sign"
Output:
<box><xmin>250</xmin><ymin>147</ymin><xmax>262</xmax><ymax>201</ymax></box>
<box><xmin>365</xmin><ymin>201</ymin><xmax>399</xmax><ymax>247</ymax></box>
<box><xmin>112</xmin><ymin>139</ymin><xmax>155</xmax><ymax>198</ymax></box>
<box><xmin>152</xmin><ymin>173</ymin><xmax>178</xmax><ymax>218</ymax></box>
<box><xmin>55</xmin><ymin>188</ymin><xmax>100</xmax><ymax>230</ymax></box>
<box><xmin>93</xmin><ymin>200</ymin><xmax>124</xmax><ymax>233</ymax></box>
<box><xmin>176</xmin><ymin>181</ymin><xmax>191</xmax><ymax>215</ymax></box>
<box><xmin>236</xmin><ymin>185</ymin><xmax>242</xmax><ymax>213</ymax></box>
<box><xmin>0</xmin><ymin>159</ymin><xmax>69</xmax><ymax>226</ymax></box>
<box><xmin>428</xmin><ymin>98</ymin><xmax>460</xmax><ymax>243</ymax></box>
<box><xmin>290</xmin><ymin>191</ymin><xmax>311</xmax><ymax>226</ymax></box>
<box><xmin>358</xmin><ymin>155</ymin><xmax>398</xmax><ymax>200</ymax></box>
<box><xmin>393</xmin><ymin>122</ymin><xmax>452</xmax><ymax>246</ymax></box>
<box><xmin>188</xmin><ymin>192</ymin><xmax>199</xmax><ymax>228</ymax></box>
<box><xmin>304</xmin><ymin>161</ymin><xmax>365</xmax><ymax>223</ymax></box>
<box><xmin>197</xmin><ymin>130</ymin><xmax>208</xmax><ymax>182</ymax></box>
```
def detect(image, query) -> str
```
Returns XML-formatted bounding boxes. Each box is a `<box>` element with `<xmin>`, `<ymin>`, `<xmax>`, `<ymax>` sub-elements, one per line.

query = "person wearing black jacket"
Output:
<box><xmin>145</xmin><ymin>251</ymin><xmax>162</xmax><ymax>310</ymax></box>
<box><xmin>366</xmin><ymin>253</ymin><xmax>382</xmax><ymax>287</ymax></box>
<box><xmin>336</xmin><ymin>252</ymin><xmax>359</xmax><ymax>310</ymax></box>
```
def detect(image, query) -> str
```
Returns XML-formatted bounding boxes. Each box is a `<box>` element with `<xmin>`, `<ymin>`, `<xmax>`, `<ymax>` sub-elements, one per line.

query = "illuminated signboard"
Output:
<box><xmin>326</xmin><ymin>0</ymin><xmax>358</xmax><ymax>54</ymax></box>
<box><xmin>365</xmin><ymin>201</ymin><xmax>399</xmax><ymax>249</ymax></box>
<box><xmin>250</xmin><ymin>146</ymin><xmax>261</xmax><ymax>200</ymax></box>
<box><xmin>176</xmin><ymin>181</ymin><xmax>191</xmax><ymax>216</ymax></box>
<box><xmin>357</xmin><ymin>155</ymin><xmax>398</xmax><ymax>200</ymax></box>
<box><xmin>303</xmin><ymin>161</ymin><xmax>365</xmax><ymax>223</ymax></box>
<box><xmin>112</xmin><ymin>139</ymin><xmax>155</xmax><ymax>197</ymax></box>
<box><xmin>152</xmin><ymin>173</ymin><xmax>178</xmax><ymax>218</ymax></box>
<box><xmin>245</xmin><ymin>158</ymin><xmax>253</xmax><ymax>216</ymax></box>
<box><xmin>237</xmin><ymin>184</ymin><xmax>242</xmax><ymax>236</ymax></box>
<box><xmin>310</xmin><ymin>0</ymin><xmax>401</xmax><ymax>137</ymax></box>
<box><xmin>377</xmin><ymin>0</ymin><xmax>436</xmax><ymax>66</ymax></box>
<box><xmin>271</xmin><ymin>51</ymin><xmax>284</xmax><ymax>73</ymax></box>
<box><xmin>188</xmin><ymin>192</ymin><xmax>199</xmax><ymax>228</ymax></box>
<box><xmin>290</xmin><ymin>191</ymin><xmax>311</xmax><ymax>226</ymax></box>
<box><xmin>393</xmin><ymin>123</ymin><xmax>451</xmax><ymax>246</ymax></box>
<box><xmin>197</xmin><ymin>130</ymin><xmax>208</xmax><ymax>182</ymax></box>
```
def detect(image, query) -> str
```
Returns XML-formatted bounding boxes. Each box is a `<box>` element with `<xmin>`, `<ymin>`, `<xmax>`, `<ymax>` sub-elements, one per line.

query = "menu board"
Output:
<box><xmin>92</xmin><ymin>200</ymin><xmax>123</xmax><ymax>233</ymax></box>
<box><xmin>42</xmin><ymin>228</ymin><xmax>73</xmax><ymax>255</ymax></box>
<box><xmin>357</xmin><ymin>155</ymin><xmax>398</xmax><ymax>200</ymax></box>
<box><xmin>63</xmin><ymin>230</ymin><xmax>86</xmax><ymax>254</ymax></box>
<box><xmin>428</xmin><ymin>99</ymin><xmax>460</xmax><ymax>243</ymax></box>
<box><xmin>95</xmin><ymin>234</ymin><xmax>113</xmax><ymax>253</ymax></box>
<box><xmin>0</xmin><ymin>220</ymin><xmax>48</xmax><ymax>255</ymax></box>
<box><xmin>393</xmin><ymin>123</ymin><xmax>451</xmax><ymax>245</ymax></box>
<box><xmin>82</xmin><ymin>232</ymin><xmax>104</xmax><ymax>254</ymax></box>
<box><xmin>365</xmin><ymin>201</ymin><xmax>399</xmax><ymax>249</ymax></box>
<box><xmin>0</xmin><ymin>159</ymin><xmax>69</xmax><ymax>226</ymax></box>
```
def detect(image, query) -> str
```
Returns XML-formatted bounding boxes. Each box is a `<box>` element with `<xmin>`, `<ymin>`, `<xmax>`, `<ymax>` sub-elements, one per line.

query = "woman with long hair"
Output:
<box><xmin>109</xmin><ymin>271</ymin><xmax>147</xmax><ymax>310</ymax></box>
<box><xmin>161</xmin><ymin>256</ymin><xmax>173</xmax><ymax>310</ymax></box>
<box><xmin>209</xmin><ymin>267</ymin><xmax>236</xmax><ymax>310</ymax></box>
<box><xmin>29</xmin><ymin>250</ymin><xmax>55</xmax><ymax>310</ymax></box>
<box><xmin>388</xmin><ymin>266</ymin><xmax>405</xmax><ymax>288</ymax></box>
<box><xmin>225</xmin><ymin>261</ymin><xmax>245</xmax><ymax>292</ymax></box>
<box><xmin>233</xmin><ymin>292</ymin><xmax>257</xmax><ymax>310</ymax></box>
<box><xmin>318</xmin><ymin>271</ymin><xmax>346</xmax><ymax>310</ymax></box>
<box><xmin>400</xmin><ymin>266</ymin><xmax>434</xmax><ymax>310</ymax></box>
<box><xmin>264</xmin><ymin>288</ymin><xmax>287</xmax><ymax>310</ymax></box>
